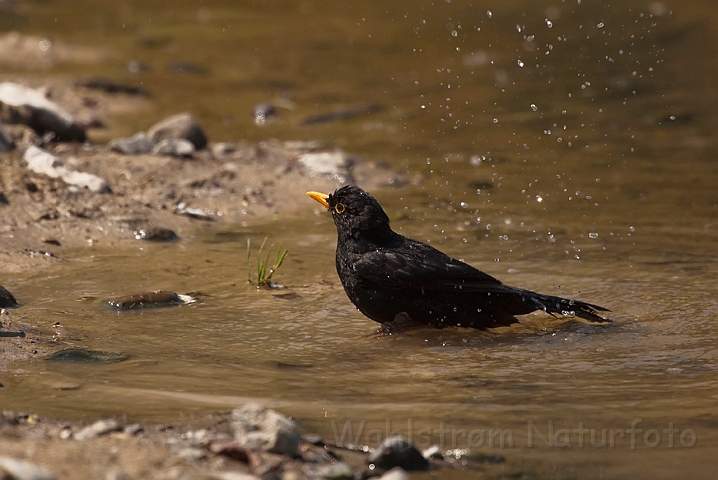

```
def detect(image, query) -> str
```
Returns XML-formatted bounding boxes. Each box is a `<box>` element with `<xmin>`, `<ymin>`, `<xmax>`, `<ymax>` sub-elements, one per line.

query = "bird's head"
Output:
<box><xmin>307</xmin><ymin>186</ymin><xmax>392</xmax><ymax>241</ymax></box>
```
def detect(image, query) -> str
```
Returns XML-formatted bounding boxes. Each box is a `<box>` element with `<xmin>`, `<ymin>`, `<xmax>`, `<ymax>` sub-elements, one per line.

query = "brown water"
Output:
<box><xmin>3</xmin><ymin>1</ymin><xmax>718</xmax><ymax>478</ymax></box>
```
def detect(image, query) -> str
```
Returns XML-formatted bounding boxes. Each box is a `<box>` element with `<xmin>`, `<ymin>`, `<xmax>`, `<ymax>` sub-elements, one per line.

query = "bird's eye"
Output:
<box><xmin>333</xmin><ymin>203</ymin><xmax>346</xmax><ymax>214</ymax></box>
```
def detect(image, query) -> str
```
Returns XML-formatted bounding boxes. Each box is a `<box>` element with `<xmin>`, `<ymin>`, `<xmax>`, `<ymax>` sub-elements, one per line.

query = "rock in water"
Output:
<box><xmin>231</xmin><ymin>403</ymin><xmax>300</xmax><ymax>455</ymax></box>
<box><xmin>147</xmin><ymin>113</ymin><xmax>207</xmax><ymax>149</ymax></box>
<box><xmin>367</xmin><ymin>436</ymin><xmax>430</xmax><ymax>472</ymax></box>
<box><xmin>106</xmin><ymin>290</ymin><xmax>192</xmax><ymax>310</ymax></box>
<box><xmin>0</xmin><ymin>82</ymin><xmax>86</xmax><ymax>142</ymax></box>
<box><xmin>23</xmin><ymin>146</ymin><xmax>111</xmax><ymax>193</ymax></box>
<box><xmin>0</xmin><ymin>285</ymin><xmax>18</xmax><ymax>308</ymax></box>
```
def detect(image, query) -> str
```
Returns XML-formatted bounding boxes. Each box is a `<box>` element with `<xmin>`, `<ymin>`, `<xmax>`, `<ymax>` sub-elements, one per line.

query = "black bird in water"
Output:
<box><xmin>307</xmin><ymin>186</ymin><xmax>610</xmax><ymax>329</ymax></box>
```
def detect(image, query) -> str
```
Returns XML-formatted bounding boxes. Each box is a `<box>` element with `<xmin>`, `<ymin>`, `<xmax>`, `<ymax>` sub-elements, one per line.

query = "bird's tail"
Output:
<box><xmin>529</xmin><ymin>292</ymin><xmax>611</xmax><ymax>323</ymax></box>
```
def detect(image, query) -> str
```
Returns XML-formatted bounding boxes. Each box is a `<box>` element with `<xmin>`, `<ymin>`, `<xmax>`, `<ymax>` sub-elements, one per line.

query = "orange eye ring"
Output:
<box><xmin>333</xmin><ymin>203</ymin><xmax>346</xmax><ymax>214</ymax></box>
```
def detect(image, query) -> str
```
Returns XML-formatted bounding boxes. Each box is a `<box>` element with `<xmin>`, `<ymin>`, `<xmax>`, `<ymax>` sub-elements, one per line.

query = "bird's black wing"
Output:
<box><xmin>352</xmin><ymin>240</ymin><xmax>504</xmax><ymax>291</ymax></box>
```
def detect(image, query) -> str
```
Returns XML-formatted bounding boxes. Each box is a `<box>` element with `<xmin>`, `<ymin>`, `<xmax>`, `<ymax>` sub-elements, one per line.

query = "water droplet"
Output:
<box><xmin>460</xmin><ymin>202</ymin><xmax>468</xmax><ymax>208</ymax></box>
<box><xmin>589</xmin><ymin>232</ymin><xmax>599</xmax><ymax>239</ymax></box>
<box><xmin>517</xmin><ymin>59</ymin><xmax>524</xmax><ymax>67</ymax></box>
<box><xmin>486</xmin><ymin>10</ymin><xmax>492</xmax><ymax>18</ymax></box>
<box><xmin>536</xmin><ymin>195</ymin><xmax>543</xmax><ymax>203</ymax></box>
<box><xmin>530</xmin><ymin>104</ymin><xmax>538</xmax><ymax>111</ymax></box>
<box><xmin>451</xmin><ymin>30</ymin><xmax>458</xmax><ymax>37</ymax></box>
<box><xmin>493</xmin><ymin>118</ymin><xmax>499</xmax><ymax>123</ymax></box>
<box><xmin>545</xmin><ymin>19</ymin><xmax>553</xmax><ymax>28</ymax></box>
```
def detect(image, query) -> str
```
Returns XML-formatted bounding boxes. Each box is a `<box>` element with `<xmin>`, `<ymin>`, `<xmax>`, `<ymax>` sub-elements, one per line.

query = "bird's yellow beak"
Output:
<box><xmin>306</xmin><ymin>191</ymin><xmax>330</xmax><ymax>208</ymax></box>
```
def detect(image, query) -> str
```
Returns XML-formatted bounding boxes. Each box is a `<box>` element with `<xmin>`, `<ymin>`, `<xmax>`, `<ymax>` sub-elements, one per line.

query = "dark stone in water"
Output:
<box><xmin>133</xmin><ymin>226</ymin><xmax>179</xmax><ymax>242</ymax></box>
<box><xmin>367</xmin><ymin>436</ymin><xmax>430</xmax><ymax>472</ymax></box>
<box><xmin>107</xmin><ymin>290</ymin><xmax>187</xmax><ymax>310</ymax></box>
<box><xmin>300</xmin><ymin>104</ymin><xmax>380</xmax><ymax>126</ymax></box>
<box><xmin>0</xmin><ymin>285</ymin><xmax>18</xmax><ymax>308</ymax></box>
<box><xmin>45</xmin><ymin>348</ymin><xmax>128</xmax><ymax>363</ymax></box>
<box><xmin>78</xmin><ymin>77</ymin><xmax>150</xmax><ymax>97</ymax></box>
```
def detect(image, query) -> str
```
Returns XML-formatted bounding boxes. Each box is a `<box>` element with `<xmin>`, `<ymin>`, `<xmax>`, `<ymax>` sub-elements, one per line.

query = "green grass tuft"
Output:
<box><xmin>246</xmin><ymin>236</ymin><xmax>288</xmax><ymax>288</ymax></box>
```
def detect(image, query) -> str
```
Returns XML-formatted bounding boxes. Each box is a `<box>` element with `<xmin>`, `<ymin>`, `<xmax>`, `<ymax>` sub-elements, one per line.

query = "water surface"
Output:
<box><xmin>2</xmin><ymin>1</ymin><xmax>718</xmax><ymax>478</ymax></box>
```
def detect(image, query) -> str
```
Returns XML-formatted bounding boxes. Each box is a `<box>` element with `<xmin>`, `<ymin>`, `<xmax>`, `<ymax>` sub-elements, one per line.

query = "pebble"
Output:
<box><xmin>378</xmin><ymin>467</ymin><xmax>410</xmax><ymax>480</ymax></box>
<box><xmin>175</xmin><ymin>447</ymin><xmax>206</xmax><ymax>462</ymax></box>
<box><xmin>124</xmin><ymin>423</ymin><xmax>143</xmax><ymax>436</ymax></box>
<box><xmin>152</xmin><ymin>138</ymin><xmax>195</xmax><ymax>158</ymax></box>
<box><xmin>0</xmin><ymin>285</ymin><xmax>19</xmax><ymax>308</ymax></box>
<box><xmin>211</xmin><ymin>142</ymin><xmax>239</xmax><ymax>157</ymax></box>
<box><xmin>23</xmin><ymin>146</ymin><xmax>111</xmax><ymax>193</ymax></box>
<box><xmin>45</xmin><ymin>349</ymin><xmax>128</xmax><ymax>364</ymax></box>
<box><xmin>107</xmin><ymin>290</ymin><xmax>192</xmax><ymax>310</ymax></box>
<box><xmin>0</xmin><ymin>82</ymin><xmax>86</xmax><ymax>142</ymax></box>
<box><xmin>311</xmin><ymin>461</ymin><xmax>354</xmax><ymax>480</ymax></box>
<box><xmin>147</xmin><ymin>113</ymin><xmax>208</xmax><ymax>150</ymax></box>
<box><xmin>0</xmin><ymin>457</ymin><xmax>56</xmax><ymax>480</ymax></box>
<box><xmin>231</xmin><ymin>403</ymin><xmax>301</xmax><ymax>456</ymax></box>
<box><xmin>367</xmin><ymin>436</ymin><xmax>430</xmax><ymax>472</ymax></box>
<box><xmin>108</xmin><ymin>132</ymin><xmax>155</xmax><ymax>155</ymax></box>
<box><xmin>75</xmin><ymin>419</ymin><xmax>122</xmax><ymax>440</ymax></box>
<box><xmin>133</xmin><ymin>226</ymin><xmax>179</xmax><ymax>242</ymax></box>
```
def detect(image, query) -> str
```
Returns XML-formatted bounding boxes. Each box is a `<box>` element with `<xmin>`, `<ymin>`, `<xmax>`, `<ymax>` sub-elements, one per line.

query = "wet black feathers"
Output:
<box><xmin>320</xmin><ymin>185</ymin><xmax>610</xmax><ymax>329</ymax></box>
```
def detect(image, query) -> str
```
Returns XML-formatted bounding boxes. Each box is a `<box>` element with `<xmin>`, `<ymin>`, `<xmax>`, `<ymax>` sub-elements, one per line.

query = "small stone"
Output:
<box><xmin>0</xmin><ymin>191</ymin><xmax>8</xmax><ymax>205</ymax></box>
<box><xmin>106</xmin><ymin>291</ymin><xmax>188</xmax><ymax>310</ymax></box>
<box><xmin>133</xmin><ymin>226</ymin><xmax>179</xmax><ymax>242</ymax></box>
<box><xmin>45</xmin><ymin>349</ymin><xmax>128</xmax><ymax>364</ymax></box>
<box><xmin>23</xmin><ymin>146</ymin><xmax>111</xmax><ymax>193</ymax></box>
<box><xmin>211</xmin><ymin>142</ymin><xmax>238</xmax><ymax>157</ymax></box>
<box><xmin>0</xmin><ymin>456</ymin><xmax>56</xmax><ymax>480</ymax></box>
<box><xmin>367</xmin><ymin>436</ymin><xmax>429</xmax><ymax>472</ymax></box>
<box><xmin>108</xmin><ymin>132</ymin><xmax>155</xmax><ymax>155</ymax></box>
<box><xmin>379</xmin><ymin>467</ymin><xmax>410</xmax><ymax>480</ymax></box>
<box><xmin>0</xmin><ymin>82</ymin><xmax>86</xmax><ymax>142</ymax></box>
<box><xmin>124</xmin><ymin>423</ymin><xmax>143</xmax><ymax>436</ymax></box>
<box><xmin>74</xmin><ymin>419</ymin><xmax>122</xmax><ymax>440</ymax></box>
<box><xmin>152</xmin><ymin>138</ymin><xmax>195</xmax><ymax>158</ymax></box>
<box><xmin>147</xmin><ymin>113</ymin><xmax>207</xmax><ymax>149</ymax></box>
<box><xmin>297</xmin><ymin>151</ymin><xmax>353</xmax><ymax>184</ymax></box>
<box><xmin>312</xmin><ymin>461</ymin><xmax>354</xmax><ymax>480</ymax></box>
<box><xmin>175</xmin><ymin>447</ymin><xmax>206</xmax><ymax>462</ymax></box>
<box><xmin>0</xmin><ymin>285</ymin><xmax>18</xmax><ymax>308</ymax></box>
<box><xmin>231</xmin><ymin>403</ymin><xmax>300</xmax><ymax>456</ymax></box>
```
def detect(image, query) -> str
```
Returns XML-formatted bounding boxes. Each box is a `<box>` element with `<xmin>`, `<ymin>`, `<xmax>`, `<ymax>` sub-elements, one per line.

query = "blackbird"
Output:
<box><xmin>307</xmin><ymin>186</ymin><xmax>610</xmax><ymax>329</ymax></box>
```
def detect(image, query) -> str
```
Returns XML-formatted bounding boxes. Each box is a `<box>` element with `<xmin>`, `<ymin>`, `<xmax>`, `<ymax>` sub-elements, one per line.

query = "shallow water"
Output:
<box><xmin>3</xmin><ymin>0</ymin><xmax>718</xmax><ymax>478</ymax></box>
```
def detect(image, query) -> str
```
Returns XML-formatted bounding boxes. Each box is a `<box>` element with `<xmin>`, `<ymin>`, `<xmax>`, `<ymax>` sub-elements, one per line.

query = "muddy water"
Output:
<box><xmin>3</xmin><ymin>0</ymin><xmax>718</xmax><ymax>478</ymax></box>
